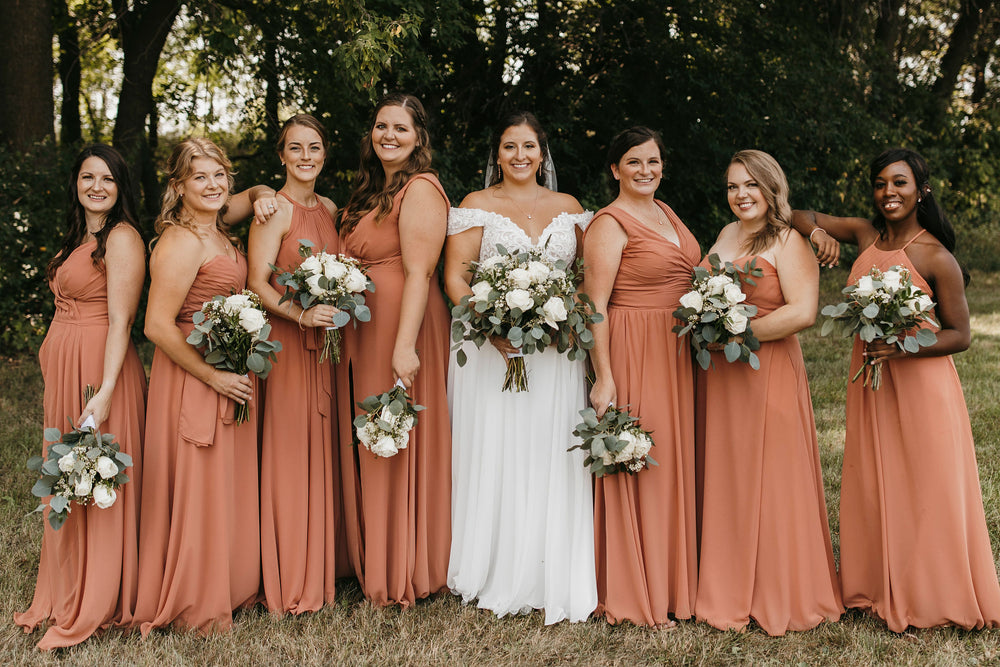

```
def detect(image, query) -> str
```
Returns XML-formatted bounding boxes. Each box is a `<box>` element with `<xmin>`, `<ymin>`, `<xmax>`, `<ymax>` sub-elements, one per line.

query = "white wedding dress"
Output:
<box><xmin>446</xmin><ymin>207</ymin><xmax>597</xmax><ymax>624</ymax></box>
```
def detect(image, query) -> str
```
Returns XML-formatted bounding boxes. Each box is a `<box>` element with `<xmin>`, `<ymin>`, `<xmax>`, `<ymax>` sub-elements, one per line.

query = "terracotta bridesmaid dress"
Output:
<box><xmin>336</xmin><ymin>173</ymin><xmax>452</xmax><ymax>607</ymax></box>
<box><xmin>259</xmin><ymin>193</ymin><xmax>342</xmax><ymax>614</ymax></box>
<box><xmin>588</xmin><ymin>202</ymin><xmax>701</xmax><ymax>626</ymax></box>
<box><xmin>694</xmin><ymin>255</ymin><xmax>842</xmax><ymax>636</ymax></box>
<box><xmin>15</xmin><ymin>237</ymin><xmax>147</xmax><ymax>650</ymax></box>
<box><xmin>840</xmin><ymin>229</ymin><xmax>1000</xmax><ymax>631</ymax></box>
<box><xmin>134</xmin><ymin>252</ymin><xmax>260</xmax><ymax>635</ymax></box>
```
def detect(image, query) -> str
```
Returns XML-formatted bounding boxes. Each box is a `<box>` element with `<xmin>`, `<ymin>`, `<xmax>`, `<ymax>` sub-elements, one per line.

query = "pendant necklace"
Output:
<box><xmin>504</xmin><ymin>185</ymin><xmax>539</xmax><ymax>220</ymax></box>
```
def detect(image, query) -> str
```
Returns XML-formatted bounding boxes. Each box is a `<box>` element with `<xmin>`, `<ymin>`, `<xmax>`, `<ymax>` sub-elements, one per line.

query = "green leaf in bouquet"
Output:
<box><xmin>246</xmin><ymin>352</ymin><xmax>266</xmax><ymax>374</ymax></box>
<box><xmin>26</xmin><ymin>455</ymin><xmax>43</xmax><ymax>472</ymax></box>
<box><xmin>748</xmin><ymin>351</ymin><xmax>761</xmax><ymax>371</ymax></box>
<box><xmin>645</xmin><ymin>455</ymin><xmax>659</xmax><ymax>467</ymax></box>
<box><xmin>530</xmin><ymin>326</ymin><xmax>544</xmax><ymax>340</ymax></box>
<box><xmin>590</xmin><ymin>435</ymin><xmax>607</xmax><ymax>456</ymax></box>
<box><xmin>456</xmin><ymin>348</ymin><xmax>468</xmax><ymax>367</ymax></box>
<box><xmin>50</xmin><ymin>443</ymin><xmax>72</xmax><ymax>456</ymax></box>
<box><xmin>508</xmin><ymin>326</ymin><xmax>524</xmax><ymax>343</ymax></box>
<box><xmin>31</xmin><ymin>477</ymin><xmax>54</xmax><ymax>498</ymax></box>
<box><xmin>332</xmin><ymin>311</ymin><xmax>351</xmax><ymax>327</ymax></box>
<box><xmin>859</xmin><ymin>323</ymin><xmax>879</xmax><ymax>342</ymax></box>
<box><xmin>701</xmin><ymin>311</ymin><xmax>719</xmax><ymax>323</ymax></box>
<box><xmin>862</xmin><ymin>303</ymin><xmax>880</xmax><ymax>319</ymax></box>
<box><xmin>86</xmin><ymin>446</ymin><xmax>102</xmax><ymax>459</ymax></box>
<box><xmin>114</xmin><ymin>472</ymin><xmax>130</xmax><ymax>485</ymax></box>
<box><xmin>707</xmin><ymin>253</ymin><xmax>723</xmax><ymax>270</ymax></box>
<box><xmin>43</xmin><ymin>427</ymin><xmax>62</xmax><ymax>443</ymax></box>
<box><xmin>354</xmin><ymin>305</ymin><xmax>371</xmax><ymax>322</ymax></box>
<box><xmin>820</xmin><ymin>318</ymin><xmax>838</xmax><ymax>337</ymax></box>
<box><xmin>902</xmin><ymin>335</ymin><xmax>920</xmax><ymax>353</ymax></box>
<box><xmin>696</xmin><ymin>348</ymin><xmax>712</xmax><ymax>370</ymax></box>
<box><xmin>258</xmin><ymin>323</ymin><xmax>272</xmax><ymax>340</ymax></box>
<box><xmin>50</xmin><ymin>495</ymin><xmax>70</xmax><ymax>514</ymax></box>
<box><xmin>578</xmin><ymin>329</ymin><xmax>593</xmax><ymax>345</ymax></box>
<box><xmin>116</xmin><ymin>451</ymin><xmax>133</xmax><ymax>467</ymax></box>
<box><xmin>474</xmin><ymin>300</ymin><xmax>490</xmax><ymax>314</ymax></box>
<box><xmin>48</xmin><ymin>509</ymin><xmax>69</xmax><ymax>531</ymax></box>
<box><xmin>412</xmin><ymin>404</ymin><xmax>426</xmax><ymax>413</ymax></box>
<box><xmin>915</xmin><ymin>328</ymin><xmax>937</xmax><ymax>346</ymax></box>
<box><xmin>41</xmin><ymin>459</ymin><xmax>61</xmax><ymax>476</ymax></box>
<box><xmin>192</xmin><ymin>310</ymin><xmax>206</xmax><ymax>325</ymax></box>
<box><xmin>204</xmin><ymin>349</ymin><xmax>225</xmax><ymax>366</ymax></box>
<box><xmin>376</xmin><ymin>418</ymin><xmax>394</xmax><ymax>431</ymax></box>
<box><xmin>298</xmin><ymin>238</ymin><xmax>316</xmax><ymax>251</ymax></box>
<box><xmin>724</xmin><ymin>341</ymin><xmax>741</xmax><ymax>363</ymax></box>
<box><xmin>353</xmin><ymin>415</ymin><xmax>369</xmax><ymax>429</ymax></box>
<box><xmin>388</xmin><ymin>400</ymin><xmax>404</xmax><ymax>415</ymax></box>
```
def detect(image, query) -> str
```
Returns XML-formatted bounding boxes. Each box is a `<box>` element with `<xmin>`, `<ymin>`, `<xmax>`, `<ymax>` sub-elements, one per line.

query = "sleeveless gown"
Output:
<box><xmin>336</xmin><ymin>173</ymin><xmax>452</xmax><ymax>607</ymax></box>
<box><xmin>259</xmin><ymin>193</ymin><xmax>342</xmax><ymax>614</ymax></box>
<box><xmin>694</xmin><ymin>254</ymin><xmax>842</xmax><ymax>635</ymax></box>
<box><xmin>587</xmin><ymin>202</ymin><xmax>701</xmax><ymax>626</ymax></box>
<box><xmin>839</xmin><ymin>229</ymin><xmax>1000</xmax><ymax>631</ymax></box>
<box><xmin>134</xmin><ymin>252</ymin><xmax>261</xmax><ymax>635</ymax></box>
<box><xmin>14</xmin><ymin>238</ymin><xmax>147</xmax><ymax>650</ymax></box>
<box><xmin>446</xmin><ymin>208</ymin><xmax>597</xmax><ymax>624</ymax></box>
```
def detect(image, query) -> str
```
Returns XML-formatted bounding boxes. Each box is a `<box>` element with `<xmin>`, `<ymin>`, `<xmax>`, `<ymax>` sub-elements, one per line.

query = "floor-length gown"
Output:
<box><xmin>14</xmin><ymin>238</ymin><xmax>147</xmax><ymax>650</ymax></box>
<box><xmin>694</xmin><ymin>254</ymin><xmax>842</xmax><ymax>636</ymax></box>
<box><xmin>259</xmin><ymin>193</ymin><xmax>341</xmax><ymax>614</ymax></box>
<box><xmin>335</xmin><ymin>173</ymin><xmax>452</xmax><ymax>607</ymax></box>
<box><xmin>446</xmin><ymin>208</ymin><xmax>597</xmax><ymax>624</ymax></box>
<box><xmin>134</xmin><ymin>252</ymin><xmax>260</xmax><ymax>635</ymax></box>
<box><xmin>589</xmin><ymin>202</ymin><xmax>701</xmax><ymax>626</ymax></box>
<box><xmin>839</xmin><ymin>229</ymin><xmax>1000</xmax><ymax>631</ymax></box>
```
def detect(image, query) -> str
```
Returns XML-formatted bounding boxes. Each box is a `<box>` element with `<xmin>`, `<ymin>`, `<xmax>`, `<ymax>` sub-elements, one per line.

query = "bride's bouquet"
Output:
<box><xmin>673</xmin><ymin>253</ymin><xmax>763</xmax><ymax>371</ymax></box>
<box><xmin>353</xmin><ymin>381</ymin><xmax>425</xmax><ymax>458</ymax></box>
<box><xmin>27</xmin><ymin>387</ymin><xmax>133</xmax><ymax>530</ymax></box>
<box><xmin>187</xmin><ymin>290</ymin><xmax>282</xmax><ymax>424</ymax></box>
<box><xmin>272</xmin><ymin>239</ymin><xmax>374</xmax><ymax>363</ymax></box>
<box><xmin>570</xmin><ymin>405</ymin><xmax>657</xmax><ymax>476</ymax></box>
<box><xmin>821</xmin><ymin>264</ymin><xmax>937</xmax><ymax>390</ymax></box>
<box><xmin>450</xmin><ymin>243</ymin><xmax>602</xmax><ymax>392</ymax></box>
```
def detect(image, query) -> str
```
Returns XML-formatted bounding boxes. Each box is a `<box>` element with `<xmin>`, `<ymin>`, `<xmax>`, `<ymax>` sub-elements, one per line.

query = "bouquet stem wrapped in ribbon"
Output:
<box><xmin>570</xmin><ymin>405</ymin><xmax>657</xmax><ymax>476</ymax></box>
<box><xmin>272</xmin><ymin>240</ymin><xmax>374</xmax><ymax>364</ymax></box>
<box><xmin>353</xmin><ymin>380</ymin><xmax>425</xmax><ymax>458</ymax></box>
<box><xmin>450</xmin><ymin>243</ymin><xmax>602</xmax><ymax>392</ymax></box>
<box><xmin>186</xmin><ymin>290</ymin><xmax>282</xmax><ymax>424</ymax></box>
<box><xmin>821</xmin><ymin>264</ymin><xmax>937</xmax><ymax>390</ymax></box>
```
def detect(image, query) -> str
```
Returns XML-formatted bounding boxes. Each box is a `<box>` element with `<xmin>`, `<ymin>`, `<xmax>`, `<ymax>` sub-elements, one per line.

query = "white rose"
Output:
<box><xmin>722</xmin><ymin>283</ymin><xmax>746</xmax><ymax>305</ymax></box>
<box><xmin>58</xmin><ymin>452</ymin><xmax>76</xmax><ymax>473</ymax></box>
<box><xmin>92</xmin><ymin>483</ymin><xmax>117</xmax><ymax>509</ymax></box>
<box><xmin>96</xmin><ymin>456</ymin><xmax>118</xmax><ymax>480</ymax></box>
<box><xmin>881</xmin><ymin>269</ymin><xmax>903</xmax><ymax>293</ymax></box>
<box><xmin>74</xmin><ymin>473</ymin><xmax>93</xmax><ymax>497</ymax></box>
<box><xmin>357</xmin><ymin>422</ymin><xmax>377</xmax><ymax>447</ymax></box>
<box><xmin>614</xmin><ymin>430</ymin><xmax>638</xmax><ymax>463</ymax></box>
<box><xmin>678</xmin><ymin>290</ymin><xmax>703</xmax><ymax>311</ymax></box>
<box><xmin>299</xmin><ymin>255</ymin><xmax>322</xmax><ymax>274</ymax></box>
<box><xmin>469</xmin><ymin>281</ymin><xmax>493</xmax><ymax>303</ymax></box>
<box><xmin>305</xmin><ymin>274</ymin><xmax>326</xmax><ymax>297</ymax></box>
<box><xmin>508</xmin><ymin>268</ymin><xmax>532</xmax><ymax>289</ymax></box>
<box><xmin>548</xmin><ymin>269</ymin><xmax>566</xmax><ymax>281</ymax></box>
<box><xmin>526</xmin><ymin>261</ymin><xmax>551</xmax><ymax>284</ymax></box>
<box><xmin>343</xmin><ymin>268</ymin><xmax>368</xmax><ymax>293</ymax></box>
<box><xmin>505</xmin><ymin>289</ymin><xmax>534</xmax><ymax>312</ymax></box>
<box><xmin>725</xmin><ymin>309</ymin><xmax>749</xmax><ymax>335</ymax></box>
<box><xmin>601</xmin><ymin>450</ymin><xmax>616</xmax><ymax>467</ymax></box>
<box><xmin>854</xmin><ymin>275</ymin><xmax>875</xmax><ymax>297</ymax></box>
<box><xmin>542</xmin><ymin>296</ymin><xmax>568</xmax><ymax>328</ymax></box>
<box><xmin>323</xmin><ymin>259</ymin><xmax>349</xmax><ymax>281</ymax></box>
<box><xmin>223</xmin><ymin>293</ymin><xmax>251</xmax><ymax>315</ymax></box>
<box><xmin>397</xmin><ymin>429</ymin><xmax>410</xmax><ymax>450</ymax></box>
<box><xmin>400</xmin><ymin>414</ymin><xmax>415</xmax><ymax>432</ymax></box>
<box><xmin>371</xmin><ymin>435</ymin><xmax>399</xmax><ymax>457</ymax></box>
<box><xmin>705</xmin><ymin>274</ymin><xmax>732</xmax><ymax>296</ymax></box>
<box><xmin>239</xmin><ymin>307</ymin><xmax>267</xmax><ymax>335</ymax></box>
<box><xmin>379</xmin><ymin>406</ymin><xmax>399</xmax><ymax>428</ymax></box>
<box><xmin>905</xmin><ymin>293</ymin><xmax>933</xmax><ymax>313</ymax></box>
<box><xmin>479</xmin><ymin>255</ymin><xmax>503</xmax><ymax>271</ymax></box>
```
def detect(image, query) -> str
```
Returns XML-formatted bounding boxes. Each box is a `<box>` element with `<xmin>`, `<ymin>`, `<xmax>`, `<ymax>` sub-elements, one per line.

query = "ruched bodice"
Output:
<box><xmin>50</xmin><ymin>242</ymin><xmax>109</xmax><ymax>326</ymax></box>
<box><xmin>176</xmin><ymin>254</ymin><xmax>247</xmax><ymax>332</ymax></box>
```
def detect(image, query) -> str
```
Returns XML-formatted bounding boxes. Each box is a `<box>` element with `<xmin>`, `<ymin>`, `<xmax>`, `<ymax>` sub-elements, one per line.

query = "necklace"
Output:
<box><xmin>501</xmin><ymin>185</ymin><xmax>540</xmax><ymax>220</ymax></box>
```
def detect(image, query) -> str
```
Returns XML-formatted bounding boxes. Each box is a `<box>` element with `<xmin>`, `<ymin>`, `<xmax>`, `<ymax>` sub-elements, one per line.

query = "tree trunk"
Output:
<box><xmin>55</xmin><ymin>0</ymin><xmax>82</xmax><ymax>146</ymax></box>
<box><xmin>0</xmin><ymin>0</ymin><xmax>54</xmax><ymax>149</ymax></box>
<box><xmin>930</xmin><ymin>0</ymin><xmax>987</xmax><ymax>122</ymax></box>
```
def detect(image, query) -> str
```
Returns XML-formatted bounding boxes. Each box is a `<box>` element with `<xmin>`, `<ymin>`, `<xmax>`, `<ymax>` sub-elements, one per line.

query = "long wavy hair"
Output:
<box><xmin>487</xmin><ymin>110</ymin><xmax>551</xmax><ymax>187</ymax></box>
<box><xmin>46</xmin><ymin>145</ymin><xmax>141</xmax><ymax>281</ymax></box>
<box><xmin>339</xmin><ymin>93</ymin><xmax>436</xmax><ymax>234</ymax></box>
<box><xmin>728</xmin><ymin>149</ymin><xmax>792</xmax><ymax>256</ymax></box>
<box><xmin>154</xmin><ymin>137</ymin><xmax>240</xmax><ymax>249</ymax></box>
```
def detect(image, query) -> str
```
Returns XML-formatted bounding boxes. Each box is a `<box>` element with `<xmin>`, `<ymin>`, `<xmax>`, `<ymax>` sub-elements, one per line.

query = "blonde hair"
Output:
<box><xmin>728</xmin><ymin>149</ymin><xmax>791</xmax><ymax>255</ymax></box>
<box><xmin>154</xmin><ymin>137</ymin><xmax>240</xmax><ymax>248</ymax></box>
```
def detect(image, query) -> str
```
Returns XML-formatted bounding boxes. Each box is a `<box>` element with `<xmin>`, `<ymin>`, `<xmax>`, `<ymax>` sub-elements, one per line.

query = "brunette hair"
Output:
<box><xmin>606</xmin><ymin>126</ymin><xmax>667</xmax><ymax>169</ymax></box>
<box><xmin>276</xmin><ymin>113</ymin><xmax>329</xmax><ymax>155</ymax></box>
<box><xmin>728</xmin><ymin>149</ymin><xmax>792</xmax><ymax>255</ymax></box>
<box><xmin>153</xmin><ymin>137</ymin><xmax>240</xmax><ymax>248</ymax></box>
<box><xmin>339</xmin><ymin>93</ymin><xmax>435</xmax><ymax>234</ymax></box>
<box><xmin>487</xmin><ymin>110</ymin><xmax>551</xmax><ymax>187</ymax></box>
<box><xmin>47</xmin><ymin>144</ymin><xmax>142</xmax><ymax>281</ymax></box>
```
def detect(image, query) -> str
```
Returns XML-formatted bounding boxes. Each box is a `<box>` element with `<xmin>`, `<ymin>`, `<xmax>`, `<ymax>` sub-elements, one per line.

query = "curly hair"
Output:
<box><xmin>727</xmin><ymin>149</ymin><xmax>792</xmax><ymax>256</ymax></box>
<box><xmin>339</xmin><ymin>93</ymin><xmax>436</xmax><ymax>234</ymax></box>
<box><xmin>153</xmin><ymin>137</ymin><xmax>240</xmax><ymax>249</ymax></box>
<box><xmin>46</xmin><ymin>144</ymin><xmax>142</xmax><ymax>281</ymax></box>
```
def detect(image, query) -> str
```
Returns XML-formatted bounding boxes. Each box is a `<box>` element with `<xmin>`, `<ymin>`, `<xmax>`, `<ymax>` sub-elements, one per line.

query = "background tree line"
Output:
<box><xmin>0</xmin><ymin>0</ymin><xmax>997</xmax><ymax>352</ymax></box>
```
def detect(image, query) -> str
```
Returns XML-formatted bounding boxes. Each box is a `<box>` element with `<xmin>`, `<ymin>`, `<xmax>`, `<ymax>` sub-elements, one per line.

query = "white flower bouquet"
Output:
<box><xmin>353</xmin><ymin>381</ymin><xmax>425</xmax><ymax>458</ymax></box>
<box><xmin>570</xmin><ymin>405</ymin><xmax>657</xmax><ymax>476</ymax></box>
<box><xmin>672</xmin><ymin>253</ymin><xmax>763</xmax><ymax>371</ymax></box>
<box><xmin>186</xmin><ymin>289</ymin><xmax>282</xmax><ymax>424</ymax></box>
<box><xmin>821</xmin><ymin>264</ymin><xmax>938</xmax><ymax>389</ymax></box>
<box><xmin>450</xmin><ymin>243</ymin><xmax>602</xmax><ymax>392</ymax></box>
<box><xmin>27</xmin><ymin>394</ymin><xmax>133</xmax><ymax>530</ymax></box>
<box><xmin>272</xmin><ymin>239</ymin><xmax>374</xmax><ymax>363</ymax></box>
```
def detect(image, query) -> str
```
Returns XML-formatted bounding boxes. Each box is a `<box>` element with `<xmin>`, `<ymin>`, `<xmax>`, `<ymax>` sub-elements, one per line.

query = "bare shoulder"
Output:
<box><xmin>544</xmin><ymin>190</ymin><xmax>584</xmax><ymax>214</ymax></box>
<box><xmin>152</xmin><ymin>225</ymin><xmax>205</xmax><ymax>262</ymax></box>
<box><xmin>910</xmin><ymin>233</ymin><xmax>962</xmax><ymax>278</ymax></box>
<box><xmin>458</xmin><ymin>188</ymin><xmax>493</xmax><ymax>210</ymax></box>
<box><xmin>586</xmin><ymin>211</ymin><xmax>625</xmax><ymax>238</ymax></box>
<box><xmin>402</xmin><ymin>176</ymin><xmax>447</xmax><ymax>208</ymax></box>
<box><xmin>106</xmin><ymin>222</ymin><xmax>145</xmax><ymax>249</ymax></box>
<box><xmin>318</xmin><ymin>194</ymin><xmax>337</xmax><ymax>218</ymax></box>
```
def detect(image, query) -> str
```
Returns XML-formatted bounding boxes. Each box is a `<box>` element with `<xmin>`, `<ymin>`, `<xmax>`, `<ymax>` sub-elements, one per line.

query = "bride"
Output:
<box><xmin>443</xmin><ymin>111</ymin><xmax>597</xmax><ymax>624</ymax></box>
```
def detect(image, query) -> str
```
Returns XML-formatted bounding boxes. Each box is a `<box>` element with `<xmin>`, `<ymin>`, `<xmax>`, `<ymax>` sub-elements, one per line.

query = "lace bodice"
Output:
<box><xmin>448</xmin><ymin>207</ymin><xmax>593</xmax><ymax>264</ymax></box>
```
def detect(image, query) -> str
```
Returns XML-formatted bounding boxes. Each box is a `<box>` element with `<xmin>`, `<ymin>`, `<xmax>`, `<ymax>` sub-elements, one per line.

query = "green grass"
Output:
<box><xmin>3</xmin><ymin>269</ymin><xmax>1000</xmax><ymax>665</ymax></box>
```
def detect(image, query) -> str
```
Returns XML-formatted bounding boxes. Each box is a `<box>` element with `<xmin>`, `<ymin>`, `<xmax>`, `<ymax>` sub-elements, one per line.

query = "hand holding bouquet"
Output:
<box><xmin>673</xmin><ymin>253</ymin><xmax>763</xmax><ymax>370</ymax></box>
<box><xmin>27</xmin><ymin>405</ymin><xmax>133</xmax><ymax>530</ymax></box>
<box><xmin>186</xmin><ymin>290</ymin><xmax>282</xmax><ymax>424</ymax></box>
<box><xmin>272</xmin><ymin>240</ymin><xmax>374</xmax><ymax>363</ymax></box>
<box><xmin>821</xmin><ymin>264</ymin><xmax>937</xmax><ymax>389</ymax></box>
<box><xmin>353</xmin><ymin>381</ymin><xmax>425</xmax><ymax>458</ymax></box>
<box><xmin>570</xmin><ymin>405</ymin><xmax>657</xmax><ymax>476</ymax></box>
<box><xmin>450</xmin><ymin>243</ymin><xmax>603</xmax><ymax>392</ymax></box>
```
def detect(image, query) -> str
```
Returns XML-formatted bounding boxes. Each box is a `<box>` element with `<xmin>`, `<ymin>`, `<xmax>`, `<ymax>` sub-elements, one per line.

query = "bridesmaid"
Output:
<box><xmin>694</xmin><ymin>150</ymin><xmax>842</xmax><ymax>635</ymax></box>
<box><xmin>14</xmin><ymin>145</ymin><xmax>147</xmax><ymax>650</ymax></box>
<box><xmin>335</xmin><ymin>93</ymin><xmax>452</xmax><ymax>607</ymax></box>
<box><xmin>248</xmin><ymin>114</ymin><xmax>343</xmax><ymax>614</ymax></box>
<box><xmin>794</xmin><ymin>147</ymin><xmax>1000</xmax><ymax>631</ymax></box>
<box><xmin>584</xmin><ymin>127</ymin><xmax>701</xmax><ymax>627</ymax></box>
<box><xmin>135</xmin><ymin>137</ymin><xmax>272</xmax><ymax>635</ymax></box>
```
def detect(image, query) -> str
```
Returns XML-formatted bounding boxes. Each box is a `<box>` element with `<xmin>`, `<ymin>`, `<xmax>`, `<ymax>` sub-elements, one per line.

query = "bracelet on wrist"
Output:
<box><xmin>808</xmin><ymin>226</ymin><xmax>823</xmax><ymax>243</ymax></box>
<box><xmin>297</xmin><ymin>309</ymin><xmax>306</xmax><ymax>330</ymax></box>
